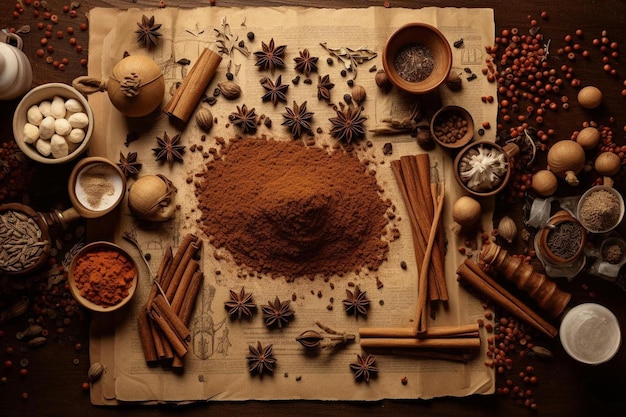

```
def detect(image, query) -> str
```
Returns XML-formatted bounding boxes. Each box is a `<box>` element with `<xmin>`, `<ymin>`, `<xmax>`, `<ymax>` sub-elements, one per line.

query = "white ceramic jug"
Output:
<box><xmin>0</xmin><ymin>30</ymin><xmax>32</xmax><ymax>100</ymax></box>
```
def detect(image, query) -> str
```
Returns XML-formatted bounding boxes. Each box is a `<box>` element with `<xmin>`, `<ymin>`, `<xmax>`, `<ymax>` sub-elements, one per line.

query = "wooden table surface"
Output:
<box><xmin>1</xmin><ymin>1</ymin><xmax>625</xmax><ymax>416</ymax></box>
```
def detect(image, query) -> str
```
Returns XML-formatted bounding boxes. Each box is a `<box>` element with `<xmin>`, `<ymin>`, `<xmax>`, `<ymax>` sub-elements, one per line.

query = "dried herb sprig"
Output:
<box><xmin>214</xmin><ymin>17</ymin><xmax>251</xmax><ymax>75</ymax></box>
<box><xmin>320</xmin><ymin>42</ymin><xmax>377</xmax><ymax>79</ymax></box>
<box><xmin>247</xmin><ymin>341</ymin><xmax>276</xmax><ymax>376</ymax></box>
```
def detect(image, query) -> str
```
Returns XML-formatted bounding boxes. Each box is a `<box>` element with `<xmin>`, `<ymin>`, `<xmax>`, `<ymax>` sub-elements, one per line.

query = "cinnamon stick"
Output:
<box><xmin>170</xmin><ymin>260</ymin><xmax>199</xmax><ymax>314</ymax></box>
<box><xmin>360</xmin><ymin>337</ymin><xmax>480</xmax><ymax>350</ymax></box>
<box><xmin>164</xmin><ymin>236</ymin><xmax>202</xmax><ymax>301</ymax></box>
<box><xmin>151</xmin><ymin>294</ymin><xmax>190</xmax><ymax>343</ymax></box>
<box><xmin>456</xmin><ymin>259</ymin><xmax>558</xmax><ymax>338</ymax></box>
<box><xmin>163</xmin><ymin>47</ymin><xmax>222</xmax><ymax>123</ymax></box>
<box><xmin>359</xmin><ymin>323</ymin><xmax>479</xmax><ymax>339</ymax></box>
<box><xmin>137</xmin><ymin>309</ymin><xmax>158</xmax><ymax>363</ymax></box>
<box><xmin>171</xmin><ymin>271</ymin><xmax>204</xmax><ymax>368</ymax></box>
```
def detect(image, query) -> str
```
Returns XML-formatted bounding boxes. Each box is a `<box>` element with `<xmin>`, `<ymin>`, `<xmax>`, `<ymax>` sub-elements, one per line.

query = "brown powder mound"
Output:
<box><xmin>194</xmin><ymin>137</ymin><xmax>391</xmax><ymax>279</ymax></box>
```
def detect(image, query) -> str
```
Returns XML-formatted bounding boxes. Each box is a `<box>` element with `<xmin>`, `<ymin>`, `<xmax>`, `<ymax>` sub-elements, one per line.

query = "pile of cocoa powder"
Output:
<box><xmin>194</xmin><ymin>137</ymin><xmax>391</xmax><ymax>279</ymax></box>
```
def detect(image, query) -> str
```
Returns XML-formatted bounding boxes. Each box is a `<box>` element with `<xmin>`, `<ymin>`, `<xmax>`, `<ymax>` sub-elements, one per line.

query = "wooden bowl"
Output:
<box><xmin>454</xmin><ymin>141</ymin><xmax>518</xmax><ymax>198</ymax></box>
<box><xmin>68</xmin><ymin>241</ymin><xmax>138</xmax><ymax>313</ymax></box>
<box><xmin>576</xmin><ymin>185</ymin><xmax>625</xmax><ymax>233</ymax></box>
<box><xmin>536</xmin><ymin>210</ymin><xmax>587</xmax><ymax>266</ymax></box>
<box><xmin>0</xmin><ymin>203</ymin><xmax>51</xmax><ymax>275</ymax></box>
<box><xmin>430</xmin><ymin>105</ymin><xmax>474</xmax><ymax>149</ymax></box>
<box><xmin>382</xmin><ymin>23</ymin><xmax>452</xmax><ymax>94</ymax></box>
<box><xmin>12</xmin><ymin>83</ymin><xmax>93</xmax><ymax>164</ymax></box>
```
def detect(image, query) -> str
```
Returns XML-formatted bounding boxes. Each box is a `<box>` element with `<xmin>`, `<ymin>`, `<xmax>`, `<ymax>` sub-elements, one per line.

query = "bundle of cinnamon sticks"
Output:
<box><xmin>359</xmin><ymin>323</ymin><xmax>481</xmax><ymax>362</ymax></box>
<box><xmin>456</xmin><ymin>259</ymin><xmax>558</xmax><ymax>338</ymax></box>
<box><xmin>137</xmin><ymin>234</ymin><xmax>204</xmax><ymax>368</ymax></box>
<box><xmin>391</xmin><ymin>154</ymin><xmax>448</xmax><ymax>333</ymax></box>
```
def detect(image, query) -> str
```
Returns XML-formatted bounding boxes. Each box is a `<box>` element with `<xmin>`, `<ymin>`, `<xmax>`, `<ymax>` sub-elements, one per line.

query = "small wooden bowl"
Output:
<box><xmin>454</xmin><ymin>141</ymin><xmax>519</xmax><ymax>198</ymax></box>
<box><xmin>430</xmin><ymin>105</ymin><xmax>474</xmax><ymax>149</ymax></box>
<box><xmin>0</xmin><ymin>203</ymin><xmax>51</xmax><ymax>275</ymax></box>
<box><xmin>67</xmin><ymin>157</ymin><xmax>127</xmax><ymax>219</ymax></box>
<box><xmin>576</xmin><ymin>185</ymin><xmax>625</xmax><ymax>234</ymax></box>
<box><xmin>68</xmin><ymin>241</ymin><xmax>138</xmax><ymax>313</ymax></box>
<box><xmin>382</xmin><ymin>23</ymin><xmax>452</xmax><ymax>94</ymax></box>
<box><xmin>12</xmin><ymin>83</ymin><xmax>94</xmax><ymax>164</ymax></box>
<box><xmin>536</xmin><ymin>210</ymin><xmax>587</xmax><ymax>266</ymax></box>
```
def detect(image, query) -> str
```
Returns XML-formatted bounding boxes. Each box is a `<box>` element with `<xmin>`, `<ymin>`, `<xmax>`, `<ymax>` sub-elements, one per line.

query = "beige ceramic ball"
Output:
<box><xmin>575</xmin><ymin>126</ymin><xmax>601</xmax><ymax>150</ymax></box>
<box><xmin>531</xmin><ymin>169</ymin><xmax>559</xmax><ymax>196</ymax></box>
<box><xmin>452</xmin><ymin>196</ymin><xmax>482</xmax><ymax>227</ymax></box>
<box><xmin>577</xmin><ymin>86</ymin><xmax>603</xmax><ymax>109</ymax></box>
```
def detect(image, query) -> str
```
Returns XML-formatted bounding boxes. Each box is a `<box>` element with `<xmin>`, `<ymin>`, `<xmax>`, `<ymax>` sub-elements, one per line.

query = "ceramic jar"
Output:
<box><xmin>0</xmin><ymin>31</ymin><xmax>32</xmax><ymax>100</ymax></box>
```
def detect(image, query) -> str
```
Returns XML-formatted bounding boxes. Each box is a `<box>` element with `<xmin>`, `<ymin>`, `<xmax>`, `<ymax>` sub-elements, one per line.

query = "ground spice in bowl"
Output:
<box><xmin>69</xmin><ymin>242</ymin><xmax>137</xmax><ymax>311</ymax></box>
<box><xmin>194</xmin><ymin>137</ymin><xmax>391</xmax><ymax>280</ymax></box>
<box><xmin>577</xmin><ymin>187</ymin><xmax>624</xmax><ymax>233</ymax></box>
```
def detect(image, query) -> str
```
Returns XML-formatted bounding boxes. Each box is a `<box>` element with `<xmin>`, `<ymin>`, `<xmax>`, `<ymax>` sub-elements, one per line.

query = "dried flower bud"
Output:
<box><xmin>375</xmin><ymin>69</ymin><xmax>392</xmax><ymax>91</ymax></box>
<box><xmin>218</xmin><ymin>81</ymin><xmax>242</xmax><ymax>100</ymax></box>
<box><xmin>295</xmin><ymin>330</ymin><xmax>324</xmax><ymax>348</ymax></box>
<box><xmin>196</xmin><ymin>107</ymin><xmax>214</xmax><ymax>132</ymax></box>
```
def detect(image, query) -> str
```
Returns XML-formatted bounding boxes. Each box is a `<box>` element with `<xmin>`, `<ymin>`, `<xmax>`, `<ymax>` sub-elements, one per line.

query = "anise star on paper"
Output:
<box><xmin>117</xmin><ymin>151</ymin><xmax>142</xmax><ymax>178</ymax></box>
<box><xmin>317</xmin><ymin>74</ymin><xmax>335</xmax><ymax>101</ymax></box>
<box><xmin>342</xmin><ymin>286</ymin><xmax>370</xmax><ymax>318</ymax></box>
<box><xmin>261</xmin><ymin>75</ymin><xmax>289</xmax><ymax>106</ymax></box>
<box><xmin>254</xmin><ymin>38</ymin><xmax>286</xmax><ymax>74</ymax></box>
<box><xmin>282</xmin><ymin>100</ymin><xmax>314</xmax><ymax>139</ymax></box>
<box><xmin>229</xmin><ymin>104</ymin><xmax>258</xmax><ymax>134</ymax></box>
<box><xmin>349</xmin><ymin>353</ymin><xmax>378</xmax><ymax>382</ymax></box>
<box><xmin>135</xmin><ymin>15</ymin><xmax>162</xmax><ymax>49</ymax></box>
<box><xmin>224</xmin><ymin>287</ymin><xmax>257</xmax><ymax>320</ymax></box>
<box><xmin>152</xmin><ymin>131</ymin><xmax>185</xmax><ymax>164</ymax></box>
<box><xmin>294</xmin><ymin>49</ymin><xmax>319</xmax><ymax>76</ymax></box>
<box><xmin>261</xmin><ymin>296</ymin><xmax>294</xmax><ymax>329</ymax></box>
<box><xmin>247</xmin><ymin>341</ymin><xmax>276</xmax><ymax>376</ymax></box>
<box><xmin>329</xmin><ymin>105</ymin><xmax>367</xmax><ymax>144</ymax></box>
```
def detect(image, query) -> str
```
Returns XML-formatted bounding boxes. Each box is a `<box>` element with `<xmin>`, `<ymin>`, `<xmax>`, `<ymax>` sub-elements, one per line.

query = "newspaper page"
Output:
<box><xmin>85</xmin><ymin>6</ymin><xmax>496</xmax><ymax>404</ymax></box>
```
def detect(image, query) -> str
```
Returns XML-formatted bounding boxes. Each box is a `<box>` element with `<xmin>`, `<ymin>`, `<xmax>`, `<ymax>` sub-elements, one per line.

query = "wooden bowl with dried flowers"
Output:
<box><xmin>68</xmin><ymin>241</ymin><xmax>138</xmax><ymax>313</ymax></box>
<box><xmin>453</xmin><ymin>141</ymin><xmax>519</xmax><ymax>198</ymax></box>
<box><xmin>382</xmin><ymin>23</ymin><xmax>453</xmax><ymax>95</ymax></box>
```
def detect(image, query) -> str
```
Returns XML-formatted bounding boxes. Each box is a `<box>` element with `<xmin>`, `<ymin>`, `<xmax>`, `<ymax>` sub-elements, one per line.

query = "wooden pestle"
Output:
<box><xmin>480</xmin><ymin>243</ymin><xmax>571</xmax><ymax>317</ymax></box>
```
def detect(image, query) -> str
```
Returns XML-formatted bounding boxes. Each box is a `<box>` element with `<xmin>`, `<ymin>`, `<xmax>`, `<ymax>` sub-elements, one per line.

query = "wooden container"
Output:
<box><xmin>430</xmin><ymin>105</ymin><xmax>474</xmax><ymax>150</ymax></box>
<box><xmin>536</xmin><ymin>210</ymin><xmax>587</xmax><ymax>266</ymax></box>
<box><xmin>382</xmin><ymin>23</ymin><xmax>452</xmax><ymax>95</ymax></box>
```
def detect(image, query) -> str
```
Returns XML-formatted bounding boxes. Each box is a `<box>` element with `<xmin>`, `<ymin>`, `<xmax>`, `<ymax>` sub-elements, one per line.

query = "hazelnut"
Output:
<box><xmin>375</xmin><ymin>69</ymin><xmax>392</xmax><ymax>91</ymax></box>
<box><xmin>217</xmin><ymin>81</ymin><xmax>242</xmax><ymax>100</ymax></box>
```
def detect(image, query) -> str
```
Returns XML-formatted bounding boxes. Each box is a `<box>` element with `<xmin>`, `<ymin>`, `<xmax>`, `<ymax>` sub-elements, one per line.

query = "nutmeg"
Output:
<box><xmin>375</xmin><ymin>69</ymin><xmax>392</xmax><ymax>91</ymax></box>
<box><xmin>497</xmin><ymin>216</ymin><xmax>517</xmax><ymax>244</ymax></box>
<box><xmin>217</xmin><ymin>81</ymin><xmax>241</xmax><ymax>100</ymax></box>
<box><xmin>351</xmin><ymin>84</ymin><xmax>367</xmax><ymax>105</ymax></box>
<box><xmin>445</xmin><ymin>71</ymin><xmax>463</xmax><ymax>92</ymax></box>
<box><xmin>195</xmin><ymin>107</ymin><xmax>214</xmax><ymax>132</ymax></box>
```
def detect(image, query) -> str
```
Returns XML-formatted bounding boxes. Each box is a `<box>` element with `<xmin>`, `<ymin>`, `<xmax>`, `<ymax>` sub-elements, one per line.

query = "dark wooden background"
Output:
<box><xmin>1</xmin><ymin>1</ymin><xmax>625</xmax><ymax>417</ymax></box>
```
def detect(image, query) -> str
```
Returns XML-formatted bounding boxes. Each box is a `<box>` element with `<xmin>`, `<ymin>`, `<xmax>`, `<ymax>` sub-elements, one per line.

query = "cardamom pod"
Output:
<box><xmin>195</xmin><ymin>107</ymin><xmax>214</xmax><ymax>132</ymax></box>
<box><xmin>497</xmin><ymin>216</ymin><xmax>517</xmax><ymax>243</ymax></box>
<box><xmin>217</xmin><ymin>81</ymin><xmax>242</xmax><ymax>100</ymax></box>
<box><xmin>530</xmin><ymin>345</ymin><xmax>554</xmax><ymax>359</ymax></box>
<box><xmin>18</xmin><ymin>324</ymin><xmax>43</xmax><ymax>339</ymax></box>
<box><xmin>295</xmin><ymin>330</ymin><xmax>324</xmax><ymax>348</ymax></box>
<box><xmin>28</xmin><ymin>336</ymin><xmax>47</xmax><ymax>348</ymax></box>
<box><xmin>88</xmin><ymin>362</ymin><xmax>105</xmax><ymax>382</ymax></box>
<box><xmin>0</xmin><ymin>296</ymin><xmax>29</xmax><ymax>322</ymax></box>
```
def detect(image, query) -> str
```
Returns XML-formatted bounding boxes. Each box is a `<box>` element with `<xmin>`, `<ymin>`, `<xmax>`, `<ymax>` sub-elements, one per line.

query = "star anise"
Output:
<box><xmin>229</xmin><ymin>104</ymin><xmax>258</xmax><ymax>134</ymax></box>
<box><xmin>117</xmin><ymin>151</ymin><xmax>142</xmax><ymax>178</ymax></box>
<box><xmin>247</xmin><ymin>341</ymin><xmax>276</xmax><ymax>376</ymax></box>
<box><xmin>342</xmin><ymin>286</ymin><xmax>370</xmax><ymax>318</ymax></box>
<box><xmin>135</xmin><ymin>15</ymin><xmax>162</xmax><ymax>49</ymax></box>
<box><xmin>282</xmin><ymin>100</ymin><xmax>314</xmax><ymax>139</ymax></box>
<box><xmin>317</xmin><ymin>74</ymin><xmax>335</xmax><ymax>101</ymax></box>
<box><xmin>294</xmin><ymin>49</ymin><xmax>319</xmax><ymax>77</ymax></box>
<box><xmin>261</xmin><ymin>296</ymin><xmax>294</xmax><ymax>329</ymax></box>
<box><xmin>254</xmin><ymin>38</ymin><xmax>286</xmax><ymax>74</ymax></box>
<box><xmin>224</xmin><ymin>287</ymin><xmax>257</xmax><ymax>320</ymax></box>
<box><xmin>349</xmin><ymin>353</ymin><xmax>378</xmax><ymax>382</ymax></box>
<box><xmin>152</xmin><ymin>131</ymin><xmax>185</xmax><ymax>163</ymax></box>
<box><xmin>329</xmin><ymin>105</ymin><xmax>367</xmax><ymax>144</ymax></box>
<box><xmin>260</xmin><ymin>75</ymin><xmax>289</xmax><ymax>106</ymax></box>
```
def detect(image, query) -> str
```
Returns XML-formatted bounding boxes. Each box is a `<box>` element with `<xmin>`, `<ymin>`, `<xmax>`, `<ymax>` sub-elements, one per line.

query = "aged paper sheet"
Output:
<box><xmin>86</xmin><ymin>6</ymin><xmax>496</xmax><ymax>404</ymax></box>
